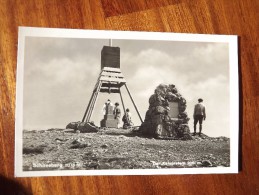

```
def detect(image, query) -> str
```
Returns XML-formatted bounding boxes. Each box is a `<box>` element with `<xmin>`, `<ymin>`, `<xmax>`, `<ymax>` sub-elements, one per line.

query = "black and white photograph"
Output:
<box><xmin>15</xmin><ymin>27</ymin><xmax>239</xmax><ymax>177</ymax></box>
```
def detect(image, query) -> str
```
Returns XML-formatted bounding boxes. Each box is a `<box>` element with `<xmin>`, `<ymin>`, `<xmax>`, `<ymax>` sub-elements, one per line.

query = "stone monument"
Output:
<box><xmin>100</xmin><ymin>104</ymin><xmax>118</xmax><ymax>128</ymax></box>
<box><xmin>139</xmin><ymin>84</ymin><xmax>192</xmax><ymax>140</ymax></box>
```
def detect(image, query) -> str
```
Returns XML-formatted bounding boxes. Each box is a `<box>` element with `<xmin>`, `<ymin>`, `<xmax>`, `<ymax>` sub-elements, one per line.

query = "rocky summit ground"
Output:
<box><xmin>23</xmin><ymin>128</ymin><xmax>230</xmax><ymax>171</ymax></box>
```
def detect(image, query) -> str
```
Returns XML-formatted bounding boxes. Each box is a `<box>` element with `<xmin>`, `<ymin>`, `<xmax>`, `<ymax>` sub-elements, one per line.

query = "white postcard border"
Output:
<box><xmin>15</xmin><ymin>27</ymin><xmax>239</xmax><ymax>177</ymax></box>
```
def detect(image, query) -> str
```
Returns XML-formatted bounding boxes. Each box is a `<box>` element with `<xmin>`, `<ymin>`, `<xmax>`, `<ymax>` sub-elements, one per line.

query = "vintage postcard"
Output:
<box><xmin>15</xmin><ymin>27</ymin><xmax>239</xmax><ymax>177</ymax></box>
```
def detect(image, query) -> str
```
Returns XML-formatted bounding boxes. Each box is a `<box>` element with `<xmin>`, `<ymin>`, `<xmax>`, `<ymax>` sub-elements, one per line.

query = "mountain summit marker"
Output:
<box><xmin>82</xmin><ymin>43</ymin><xmax>143</xmax><ymax>127</ymax></box>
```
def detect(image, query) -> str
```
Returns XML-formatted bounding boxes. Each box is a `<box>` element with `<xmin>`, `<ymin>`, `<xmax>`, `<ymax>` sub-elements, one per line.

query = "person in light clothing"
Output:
<box><xmin>193</xmin><ymin>98</ymin><xmax>206</xmax><ymax>136</ymax></box>
<box><xmin>113</xmin><ymin>102</ymin><xmax>121</xmax><ymax>128</ymax></box>
<box><xmin>102</xmin><ymin>99</ymin><xmax>113</xmax><ymax>115</ymax></box>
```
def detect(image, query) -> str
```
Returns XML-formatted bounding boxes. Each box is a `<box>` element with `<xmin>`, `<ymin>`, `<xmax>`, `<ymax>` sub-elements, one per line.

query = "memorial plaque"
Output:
<box><xmin>168</xmin><ymin>102</ymin><xmax>179</xmax><ymax>118</ymax></box>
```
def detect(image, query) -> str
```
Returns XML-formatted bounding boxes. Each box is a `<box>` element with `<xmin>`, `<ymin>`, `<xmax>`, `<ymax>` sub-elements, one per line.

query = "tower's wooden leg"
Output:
<box><xmin>82</xmin><ymin>92</ymin><xmax>94</xmax><ymax>122</ymax></box>
<box><xmin>86</xmin><ymin>81</ymin><xmax>102</xmax><ymax>122</ymax></box>
<box><xmin>124</xmin><ymin>84</ymin><xmax>143</xmax><ymax>123</ymax></box>
<box><xmin>85</xmin><ymin>90</ymin><xmax>98</xmax><ymax>122</ymax></box>
<box><xmin>82</xmin><ymin>80</ymin><xmax>102</xmax><ymax>122</ymax></box>
<box><xmin>119</xmin><ymin>89</ymin><xmax>126</xmax><ymax>115</ymax></box>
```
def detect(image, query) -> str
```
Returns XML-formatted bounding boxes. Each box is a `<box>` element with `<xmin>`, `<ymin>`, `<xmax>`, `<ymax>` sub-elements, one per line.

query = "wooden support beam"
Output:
<box><xmin>99</xmin><ymin>76</ymin><xmax>126</xmax><ymax>83</ymax></box>
<box><xmin>82</xmin><ymin>92</ymin><xmax>94</xmax><ymax>122</ymax></box>
<box><xmin>86</xmin><ymin>81</ymin><xmax>102</xmax><ymax>122</ymax></box>
<box><xmin>119</xmin><ymin>88</ymin><xmax>126</xmax><ymax>115</ymax></box>
<box><xmin>102</xmin><ymin>67</ymin><xmax>121</xmax><ymax>73</ymax></box>
<box><xmin>85</xmin><ymin>81</ymin><xmax>100</xmax><ymax>121</ymax></box>
<box><xmin>86</xmin><ymin>90</ymin><xmax>98</xmax><ymax>122</ymax></box>
<box><xmin>101</xmin><ymin>71</ymin><xmax>124</xmax><ymax>78</ymax></box>
<box><xmin>83</xmin><ymin>80</ymin><xmax>102</xmax><ymax>122</ymax></box>
<box><xmin>124</xmin><ymin>84</ymin><xmax>143</xmax><ymax>123</ymax></box>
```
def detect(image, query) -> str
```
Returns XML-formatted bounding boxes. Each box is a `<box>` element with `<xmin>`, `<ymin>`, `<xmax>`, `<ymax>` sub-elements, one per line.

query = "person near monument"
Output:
<box><xmin>113</xmin><ymin>102</ymin><xmax>121</xmax><ymax>127</ymax></box>
<box><xmin>193</xmin><ymin>98</ymin><xmax>206</xmax><ymax>136</ymax></box>
<box><xmin>102</xmin><ymin>99</ymin><xmax>113</xmax><ymax>115</ymax></box>
<box><xmin>122</xmin><ymin>108</ymin><xmax>133</xmax><ymax>129</ymax></box>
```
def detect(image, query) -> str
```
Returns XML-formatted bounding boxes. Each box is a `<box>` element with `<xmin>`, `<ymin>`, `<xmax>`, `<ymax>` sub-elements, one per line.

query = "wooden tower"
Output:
<box><xmin>82</xmin><ymin>42</ymin><xmax>143</xmax><ymax>126</ymax></box>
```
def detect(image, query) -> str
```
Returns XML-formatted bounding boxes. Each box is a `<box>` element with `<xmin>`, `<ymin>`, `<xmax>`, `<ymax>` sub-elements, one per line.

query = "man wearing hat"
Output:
<box><xmin>114</xmin><ymin>102</ymin><xmax>121</xmax><ymax>127</ymax></box>
<box><xmin>193</xmin><ymin>98</ymin><xmax>206</xmax><ymax>136</ymax></box>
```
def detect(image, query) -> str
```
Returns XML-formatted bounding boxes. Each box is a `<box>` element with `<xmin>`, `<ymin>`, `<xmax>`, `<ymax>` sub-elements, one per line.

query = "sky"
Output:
<box><xmin>23</xmin><ymin>36</ymin><xmax>230</xmax><ymax>137</ymax></box>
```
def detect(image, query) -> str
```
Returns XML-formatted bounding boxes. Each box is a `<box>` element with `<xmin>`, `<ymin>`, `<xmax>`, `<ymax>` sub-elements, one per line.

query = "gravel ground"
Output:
<box><xmin>23</xmin><ymin>128</ymin><xmax>230</xmax><ymax>171</ymax></box>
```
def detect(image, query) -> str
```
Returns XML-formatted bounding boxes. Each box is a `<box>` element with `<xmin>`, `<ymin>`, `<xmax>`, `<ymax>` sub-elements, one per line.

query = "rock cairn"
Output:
<box><xmin>139</xmin><ymin>84</ymin><xmax>192</xmax><ymax>140</ymax></box>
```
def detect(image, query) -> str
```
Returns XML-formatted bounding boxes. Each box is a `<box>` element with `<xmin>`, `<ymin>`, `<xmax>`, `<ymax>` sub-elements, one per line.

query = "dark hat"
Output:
<box><xmin>107</xmin><ymin>99</ymin><xmax>110</xmax><ymax>101</ymax></box>
<box><xmin>198</xmin><ymin>98</ymin><xmax>203</xmax><ymax>102</ymax></box>
<box><xmin>126</xmin><ymin>108</ymin><xmax>129</xmax><ymax>112</ymax></box>
<box><xmin>115</xmin><ymin>102</ymin><xmax>119</xmax><ymax>106</ymax></box>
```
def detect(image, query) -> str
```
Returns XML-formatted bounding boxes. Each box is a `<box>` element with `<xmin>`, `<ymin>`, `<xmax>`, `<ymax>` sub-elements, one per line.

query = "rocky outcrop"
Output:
<box><xmin>140</xmin><ymin>84</ymin><xmax>192</xmax><ymax>140</ymax></box>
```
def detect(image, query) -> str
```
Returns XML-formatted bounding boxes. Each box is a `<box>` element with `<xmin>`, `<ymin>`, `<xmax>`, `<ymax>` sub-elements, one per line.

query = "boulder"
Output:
<box><xmin>66</xmin><ymin>121</ymin><xmax>81</xmax><ymax>130</ymax></box>
<box><xmin>77</xmin><ymin>122</ymin><xmax>99</xmax><ymax>133</ymax></box>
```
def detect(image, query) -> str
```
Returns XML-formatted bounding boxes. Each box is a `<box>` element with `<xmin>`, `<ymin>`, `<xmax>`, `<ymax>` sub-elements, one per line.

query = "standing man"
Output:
<box><xmin>193</xmin><ymin>98</ymin><xmax>206</xmax><ymax>136</ymax></box>
<box><xmin>114</xmin><ymin>102</ymin><xmax>121</xmax><ymax>128</ymax></box>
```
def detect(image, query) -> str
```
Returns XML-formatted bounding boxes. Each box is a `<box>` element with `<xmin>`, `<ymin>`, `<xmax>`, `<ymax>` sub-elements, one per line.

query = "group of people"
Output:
<box><xmin>103</xmin><ymin>98</ymin><xmax>206</xmax><ymax>135</ymax></box>
<box><xmin>103</xmin><ymin>99</ymin><xmax>133</xmax><ymax>129</ymax></box>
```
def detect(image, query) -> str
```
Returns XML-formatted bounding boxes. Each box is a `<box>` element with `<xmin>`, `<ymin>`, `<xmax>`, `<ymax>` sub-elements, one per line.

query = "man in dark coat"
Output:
<box><xmin>193</xmin><ymin>98</ymin><xmax>206</xmax><ymax>136</ymax></box>
<box><xmin>122</xmin><ymin>108</ymin><xmax>133</xmax><ymax>129</ymax></box>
